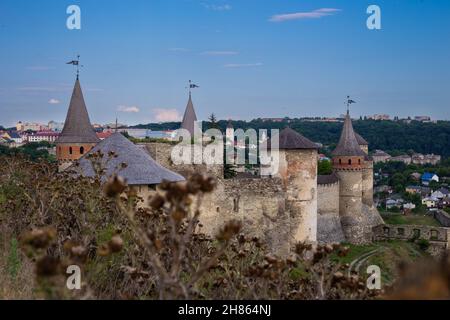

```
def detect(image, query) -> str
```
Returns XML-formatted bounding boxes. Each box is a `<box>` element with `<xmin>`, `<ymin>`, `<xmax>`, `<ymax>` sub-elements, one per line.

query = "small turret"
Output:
<box><xmin>180</xmin><ymin>92</ymin><xmax>198</xmax><ymax>137</ymax></box>
<box><xmin>56</xmin><ymin>77</ymin><xmax>99</xmax><ymax>171</ymax></box>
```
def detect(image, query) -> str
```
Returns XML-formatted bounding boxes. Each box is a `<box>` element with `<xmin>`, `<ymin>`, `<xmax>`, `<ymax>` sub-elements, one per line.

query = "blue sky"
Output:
<box><xmin>1</xmin><ymin>0</ymin><xmax>450</xmax><ymax>127</ymax></box>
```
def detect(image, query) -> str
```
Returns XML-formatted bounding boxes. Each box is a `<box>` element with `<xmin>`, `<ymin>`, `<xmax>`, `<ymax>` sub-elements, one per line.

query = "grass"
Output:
<box><xmin>333</xmin><ymin>241</ymin><xmax>427</xmax><ymax>286</ymax></box>
<box><xmin>381</xmin><ymin>213</ymin><xmax>441</xmax><ymax>227</ymax></box>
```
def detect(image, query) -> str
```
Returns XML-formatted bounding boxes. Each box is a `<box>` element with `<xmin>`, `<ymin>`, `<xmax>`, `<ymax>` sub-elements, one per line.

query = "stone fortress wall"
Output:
<box><xmin>317</xmin><ymin>179</ymin><xmax>345</xmax><ymax>244</ymax></box>
<box><xmin>373</xmin><ymin>224</ymin><xmax>450</xmax><ymax>255</ymax></box>
<box><xmin>143</xmin><ymin>142</ymin><xmax>291</xmax><ymax>252</ymax></box>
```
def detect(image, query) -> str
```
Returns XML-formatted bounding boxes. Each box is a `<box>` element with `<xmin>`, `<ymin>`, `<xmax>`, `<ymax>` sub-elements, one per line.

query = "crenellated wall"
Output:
<box><xmin>317</xmin><ymin>179</ymin><xmax>345</xmax><ymax>244</ymax></box>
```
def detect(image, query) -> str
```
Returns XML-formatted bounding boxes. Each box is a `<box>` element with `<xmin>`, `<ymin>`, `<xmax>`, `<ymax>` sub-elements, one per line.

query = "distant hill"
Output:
<box><xmin>131</xmin><ymin>119</ymin><xmax>450</xmax><ymax>158</ymax></box>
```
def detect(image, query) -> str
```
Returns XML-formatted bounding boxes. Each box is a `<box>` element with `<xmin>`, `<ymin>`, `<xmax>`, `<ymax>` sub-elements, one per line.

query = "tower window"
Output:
<box><xmin>80</xmin><ymin>146</ymin><xmax>85</xmax><ymax>154</ymax></box>
<box><xmin>69</xmin><ymin>147</ymin><xmax>73</xmax><ymax>155</ymax></box>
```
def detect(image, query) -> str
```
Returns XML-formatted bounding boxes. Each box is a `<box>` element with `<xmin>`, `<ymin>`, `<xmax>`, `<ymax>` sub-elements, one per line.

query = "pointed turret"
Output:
<box><xmin>56</xmin><ymin>78</ymin><xmax>99</xmax><ymax>171</ymax></box>
<box><xmin>57</xmin><ymin>78</ymin><xmax>99</xmax><ymax>144</ymax></box>
<box><xmin>332</xmin><ymin>112</ymin><xmax>366</xmax><ymax>157</ymax></box>
<box><xmin>180</xmin><ymin>93</ymin><xmax>198</xmax><ymax>137</ymax></box>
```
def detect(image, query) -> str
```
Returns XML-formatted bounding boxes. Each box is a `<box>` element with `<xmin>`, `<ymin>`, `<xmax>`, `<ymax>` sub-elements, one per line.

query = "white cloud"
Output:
<box><xmin>152</xmin><ymin>108</ymin><xmax>182</xmax><ymax>122</ymax></box>
<box><xmin>269</xmin><ymin>8</ymin><xmax>341</xmax><ymax>22</ymax></box>
<box><xmin>223</xmin><ymin>63</ymin><xmax>263</xmax><ymax>68</ymax></box>
<box><xmin>203</xmin><ymin>3</ymin><xmax>232</xmax><ymax>11</ymax></box>
<box><xmin>48</xmin><ymin>98</ymin><xmax>60</xmax><ymax>104</ymax></box>
<box><xmin>118</xmin><ymin>105</ymin><xmax>140</xmax><ymax>113</ymax></box>
<box><xmin>202</xmin><ymin>51</ymin><xmax>238</xmax><ymax>56</ymax></box>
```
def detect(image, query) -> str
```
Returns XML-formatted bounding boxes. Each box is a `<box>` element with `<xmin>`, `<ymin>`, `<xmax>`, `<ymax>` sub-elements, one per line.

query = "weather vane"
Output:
<box><xmin>66</xmin><ymin>54</ymin><xmax>83</xmax><ymax>79</ymax></box>
<box><xmin>186</xmin><ymin>80</ymin><xmax>199</xmax><ymax>95</ymax></box>
<box><xmin>346</xmin><ymin>95</ymin><xmax>356</xmax><ymax>113</ymax></box>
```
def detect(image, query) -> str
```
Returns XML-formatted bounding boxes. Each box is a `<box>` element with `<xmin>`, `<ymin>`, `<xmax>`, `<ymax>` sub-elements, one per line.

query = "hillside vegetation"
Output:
<box><xmin>133</xmin><ymin>119</ymin><xmax>450</xmax><ymax>158</ymax></box>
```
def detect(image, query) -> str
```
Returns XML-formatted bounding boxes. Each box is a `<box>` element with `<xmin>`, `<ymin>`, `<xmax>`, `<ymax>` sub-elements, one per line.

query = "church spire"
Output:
<box><xmin>180</xmin><ymin>81</ymin><xmax>199</xmax><ymax>136</ymax></box>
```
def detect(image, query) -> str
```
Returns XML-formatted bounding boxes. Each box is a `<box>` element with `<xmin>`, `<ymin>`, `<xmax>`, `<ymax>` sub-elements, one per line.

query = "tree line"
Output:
<box><xmin>133</xmin><ymin>119</ymin><xmax>450</xmax><ymax>158</ymax></box>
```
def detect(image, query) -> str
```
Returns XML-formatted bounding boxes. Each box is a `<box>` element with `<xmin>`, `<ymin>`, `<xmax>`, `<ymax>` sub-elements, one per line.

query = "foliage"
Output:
<box><xmin>7</xmin><ymin>238</ymin><xmax>21</xmax><ymax>280</ymax></box>
<box><xmin>131</xmin><ymin>119</ymin><xmax>450</xmax><ymax>157</ymax></box>
<box><xmin>0</xmin><ymin>154</ymin><xmax>378</xmax><ymax>300</ymax></box>
<box><xmin>380</xmin><ymin>213</ymin><xmax>441</xmax><ymax>227</ymax></box>
<box><xmin>318</xmin><ymin>160</ymin><xmax>333</xmax><ymax>175</ymax></box>
<box><xmin>0</xmin><ymin>141</ymin><xmax>55</xmax><ymax>162</ymax></box>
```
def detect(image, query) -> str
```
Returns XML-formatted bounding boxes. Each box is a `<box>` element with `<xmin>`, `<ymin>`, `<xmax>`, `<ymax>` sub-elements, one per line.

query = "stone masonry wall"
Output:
<box><xmin>317</xmin><ymin>181</ymin><xmax>345</xmax><ymax>244</ymax></box>
<box><xmin>200</xmin><ymin>177</ymin><xmax>290</xmax><ymax>256</ymax></box>
<box><xmin>435</xmin><ymin>210</ymin><xmax>450</xmax><ymax>227</ymax></box>
<box><xmin>335</xmin><ymin>169</ymin><xmax>370</xmax><ymax>244</ymax></box>
<box><xmin>362</xmin><ymin>160</ymin><xmax>374</xmax><ymax>206</ymax></box>
<box><xmin>278</xmin><ymin>150</ymin><xmax>318</xmax><ymax>244</ymax></box>
<box><xmin>141</xmin><ymin>142</ymin><xmax>224</xmax><ymax>179</ymax></box>
<box><xmin>373</xmin><ymin>224</ymin><xmax>450</xmax><ymax>254</ymax></box>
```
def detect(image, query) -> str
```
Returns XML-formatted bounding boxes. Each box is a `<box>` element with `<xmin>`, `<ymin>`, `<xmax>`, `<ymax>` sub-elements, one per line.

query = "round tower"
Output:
<box><xmin>56</xmin><ymin>77</ymin><xmax>100</xmax><ymax>171</ymax></box>
<box><xmin>355</xmin><ymin>133</ymin><xmax>374</xmax><ymax>206</ymax></box>
<box><xmin>332</xmin><ymin>111</ymin><xmax>368</xmax><ymax>244</ymax></box>
<box><xmin>271</xmin><ymin>127</ymin><xmax>319</xmax><ymax>244</ymax></box>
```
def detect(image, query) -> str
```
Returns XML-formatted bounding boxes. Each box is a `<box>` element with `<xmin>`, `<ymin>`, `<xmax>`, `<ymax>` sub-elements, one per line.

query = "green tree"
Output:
<box><xmin>318</xmin><ymin>160</ymin><xmax>333</xmax><ymax>175</ymax></box>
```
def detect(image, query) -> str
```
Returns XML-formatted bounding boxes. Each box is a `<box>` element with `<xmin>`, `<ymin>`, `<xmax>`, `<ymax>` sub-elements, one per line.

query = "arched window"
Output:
<box><xmin>80</xmin><ymin>146</ymin><xmax>85</xmax><ymax>154</ymax></box>
<box><xmin>69</xmin><ymin>147</ymin><xmax>73</xmax><ymax>155</ymax></box>
<box><xmin>348</xmin><ymin>159</ymin><xmax>352</xmax><ymax>165</ymax></box>
<box><xmin>339</xmin><ymin>159</ymin><xmax>342</xmax><ymax>165</ymax></box>
<box><xmin>358</xmin><ymin>159</ymin><xmax>361</xmax><ymax>165</ymax></box>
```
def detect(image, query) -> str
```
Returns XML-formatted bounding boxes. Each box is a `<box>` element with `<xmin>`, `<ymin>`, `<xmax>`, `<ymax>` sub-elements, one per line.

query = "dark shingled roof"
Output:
<box><xmin>355</xmin><ymin>133</ymin><xmax>368</xmax><ymax>145</ymax></box>
<box><xmin>74</xmin><ymin>132</ymin><xmax>185</xmax><ymax>185</ymax></box>
<box><xmin>180</xmin><ymin>93</ymin><xmax>198</xmax><ymax>136</ymax></box>
<box><xmin>332</xmin><ymin>112</ymin><xmax>366</xmax><ymax>157</ymax></box>
<box><xmin>266</xmin><ymin>127</ymin><xmax>318</xmax><ymax>150</ymax></box>
<box><xmin>56</xmin><ymin>78</ymin><xmax>100</xmax><ymax>144</ymax></box>
<box><xmin>318</xmin><ymin>173</ymin><xmax>339</xmax><ymax>185</ymax></box>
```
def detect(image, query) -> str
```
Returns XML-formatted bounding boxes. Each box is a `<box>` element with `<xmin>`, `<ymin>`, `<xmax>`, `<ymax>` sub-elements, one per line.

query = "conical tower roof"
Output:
<box><xmin>180</xmin><ymin>93</ymin><xmax>198</xmax><ymax>136</ymax></box>
<box><xmin>56</xmin><ymin>78</ymin><xmax>100</xmax><ymax>144</ymax></box>
<box><xmin>355</xmin><ymin>132</ymin><xmax>368</xmax><ymax>146</ymax></box>
<box><xmin>265</xmin><ymin>127</ymin><xmax>318</xmax><ymax>150</ymax></box>
<box><xmin>332</xmin><ymin>112</ymin><xmax>366</xmax><ymax>157</ymax></box>
<box><xmin>74</xmin><ymin>132</ymin><xmax>185</xmax><ymax>185</ymax></box>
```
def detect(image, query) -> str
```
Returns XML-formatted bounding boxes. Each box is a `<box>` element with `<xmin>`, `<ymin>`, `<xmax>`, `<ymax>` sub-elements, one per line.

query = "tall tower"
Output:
<box><xmin>332</xmin><ymin>111</ymin><xmax>367</xmax><ymax>243</ymax></box>
<box><xmin>272</xmin><ymin>127</ymin><xmax>319</xmax><ymax>244</ymax></box>
<box><xmin>56</xmin><ymin>77</ymin><xmax>100</xmax><ymax>171</ymax></box>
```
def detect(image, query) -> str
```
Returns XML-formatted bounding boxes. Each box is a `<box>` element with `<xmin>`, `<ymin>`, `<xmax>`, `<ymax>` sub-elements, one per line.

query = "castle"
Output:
<box><xmin>57</xmin><ymin>76</ymin><xmax>384</xmax><ymax>256</ymax></box>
